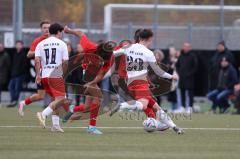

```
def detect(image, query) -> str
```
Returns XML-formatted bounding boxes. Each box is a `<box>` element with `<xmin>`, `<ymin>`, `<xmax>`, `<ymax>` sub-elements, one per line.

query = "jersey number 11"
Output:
<box><xmin>44</xmin><ymin>48</ymin><xmax>57</xmax><ymax>65</ymax></box>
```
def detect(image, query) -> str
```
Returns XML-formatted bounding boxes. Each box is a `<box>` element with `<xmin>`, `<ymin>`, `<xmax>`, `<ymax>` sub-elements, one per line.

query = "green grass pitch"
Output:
<box><xmin>0</xmin><ymin>105</ymin><xmax>239</xmax><ymax>159</ymax></box>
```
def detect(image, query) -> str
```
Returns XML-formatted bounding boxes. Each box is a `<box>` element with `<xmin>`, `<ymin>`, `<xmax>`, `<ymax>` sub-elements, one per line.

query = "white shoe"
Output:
<box><xmin>185</xmin><ymin>107</ymin><xmax>192</xmax><ymax>114</ymax></box>
<box><xmin>51</xmin><ymin>125</ymin><xmax>64</xmax><ymax>133</ymax></box>
<box><xmin>172</xmin><ymin>107</ymin><xmax>185</xmax><ymax>114</ymax></box>
<box><xmin>37</xmin><ymin>112</ymin><xmax>46</xmax><ymax>128</ymax></box>
<box><xmin>18</xmin><ymin>101</ymin><xmax>25</xmax><ymax>117</ymax></box>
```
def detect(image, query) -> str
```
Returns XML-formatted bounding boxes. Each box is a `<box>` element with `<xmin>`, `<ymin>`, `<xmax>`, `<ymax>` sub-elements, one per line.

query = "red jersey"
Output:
<box><xmin>29</xmin><ymin>35</ymin><xmax>48</xmax><ymax>52</ymax></box>
<box><xmin>80</xmin><ymin>35</ymin><xmax>97</xmax><ymax>53</ymax></box>
<box><xmin>113</xmin><ymin>45</ymin><xmax>127</xmax><ymax>79</ymax></box>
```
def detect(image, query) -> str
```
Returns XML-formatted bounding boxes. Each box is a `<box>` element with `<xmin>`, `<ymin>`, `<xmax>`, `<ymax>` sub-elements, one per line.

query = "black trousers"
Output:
<box><xmin>180</xmin><ymin>88</ymin><xmax>194</xmax><ymax>108</ymax></box>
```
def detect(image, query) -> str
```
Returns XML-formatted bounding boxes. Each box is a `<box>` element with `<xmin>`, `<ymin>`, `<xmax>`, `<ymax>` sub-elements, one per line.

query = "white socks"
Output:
<box><xmin>120</xmin><ymin>101</ymin><xmax>143</xmax><ymax>111</ymax></box>
<box><xmin>156</xmin><ymin>109</ymin><xmax>176</xmax><ymax>128</ymax></box>
<box><xmin>42</xmin><ymin>107</ymin><xmax>53</xmax><ymax>119</ymax></box>
<box><xmin>52</xmin><ymin>115</ymin><xmax>60</xmax><ymax>126</ymax></box>
<box><xmin>21</xmin><ymin>100</ymin><xmax>26</xmax><ymax>106</ymax></box>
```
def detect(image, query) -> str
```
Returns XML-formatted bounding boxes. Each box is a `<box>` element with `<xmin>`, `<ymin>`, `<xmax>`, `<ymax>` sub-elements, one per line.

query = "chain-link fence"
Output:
<box><xmin>111</xmin><ymin>24</ymin><xmax>240</xmax><ymax>50</ymax></box>
<box><xmin>1</xmin><ymin>0</ymin><xmax>240</xmax><ymax>50</ymax></box>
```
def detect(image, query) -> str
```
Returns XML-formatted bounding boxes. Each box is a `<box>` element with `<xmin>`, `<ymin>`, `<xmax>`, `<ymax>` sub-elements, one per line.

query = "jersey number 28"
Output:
<box><xmin>127</xmin><ymin>56</ymin><xmax>144</xmax><ymax>71</ymax></box>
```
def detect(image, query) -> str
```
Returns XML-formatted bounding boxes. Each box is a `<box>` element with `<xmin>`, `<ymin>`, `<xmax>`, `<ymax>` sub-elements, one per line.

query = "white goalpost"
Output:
<box><xmin>104</xmin><ymin>4</ymin><xmax>240</xmax><ymax>49</ymax></box>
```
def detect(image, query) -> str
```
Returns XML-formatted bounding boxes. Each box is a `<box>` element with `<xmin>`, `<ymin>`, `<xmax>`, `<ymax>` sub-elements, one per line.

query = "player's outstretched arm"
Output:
<box><xmin>64</xmin><ymin>26</ymin><xmax>84</xmax><ymax>38</ymax></box>
<box><xmin>149</xmin><ymin>62</ymin><xmax>178</xmax><ymax>80</ymax></box>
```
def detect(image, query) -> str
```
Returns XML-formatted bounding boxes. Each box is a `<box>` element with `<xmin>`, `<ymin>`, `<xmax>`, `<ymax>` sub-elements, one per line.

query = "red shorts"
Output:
<box><xmin>128</xmin><ymin>80</ymin><xmax>156</xmax><ymax>107</ymax></box>
<box><xmin>41</xmin><ymin>78</ymin><xmax>66</xmax><ymax>97</ymax></box>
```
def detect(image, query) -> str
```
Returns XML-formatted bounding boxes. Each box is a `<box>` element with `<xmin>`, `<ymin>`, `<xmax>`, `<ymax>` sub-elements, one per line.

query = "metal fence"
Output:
<box><xmin>1</xmin><ymin>0</ymin><xmax>240</xmax><ymax>50</ymax></box>
<box><xmin>111</xmin><ymin>24</ymin><xmax>240</xmax><ymax>50</ymax></box>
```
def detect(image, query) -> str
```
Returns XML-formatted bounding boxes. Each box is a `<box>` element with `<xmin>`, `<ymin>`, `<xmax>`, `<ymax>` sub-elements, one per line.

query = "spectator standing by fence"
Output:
<box><xmin>7</xmin><ymin>41</ymin><xmax>28</xmax><ymax>107</ymax></box>
<box><xmin>176</xmin><ymin>42</ymin><xmax>198</xmax><ymax>114</ymax></box>
<box><xmin>0</xmin><ymin>43</ymin><xmax>11</xmax><ymax>105</ymax></box>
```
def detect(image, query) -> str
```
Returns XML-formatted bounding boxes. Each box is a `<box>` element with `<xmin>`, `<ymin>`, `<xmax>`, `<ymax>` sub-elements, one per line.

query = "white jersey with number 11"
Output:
<box><xmin>35</xmin><ymin>36</ymin><xmax>69</xmax><ymax>78</ymax></box>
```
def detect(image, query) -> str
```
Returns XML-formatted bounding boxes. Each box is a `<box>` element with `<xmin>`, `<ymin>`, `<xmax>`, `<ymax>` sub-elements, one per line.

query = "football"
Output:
<box><xmin>143</xmin><ymin>118</ymin><xmax>158</xmax><ymax>133</ymax></box>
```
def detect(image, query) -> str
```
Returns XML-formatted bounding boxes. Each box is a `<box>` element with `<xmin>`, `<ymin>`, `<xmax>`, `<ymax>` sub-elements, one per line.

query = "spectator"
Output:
<box><xmin>0</xmin><ymin>43</ymin><xmax>11</xmax><ymax>104</ymax></box>
<box><xmin>152</xmin><ymin>49</ymin><xmax>165</xmax><ymax>105</ymax></box>
<box><xmin>7</xmin><ymin>41</ymin><xmax>28</xmax><ymax>107</ymax></box>
<box><xmin>163</xmin><ymin>46</ymin><xmax>181</xmax><ymax>112</ymax></box>
<box><xmin>65</xmin><ymin>42</ymin><xmax>80</xmax><ymax>105</ymax></box>
<box><xmin>209</xmin><ymin>41</ymin><xmax>236</xmax><ymax>90</ymax></box>
<box><xmin>176</xmin><ymin>42</ymin><xmax>198</xmax><ymax>113</ymax></box>
<box><xmin>207</xmin><ymin>57</ymin><xmax>238</xmax><ymax>114</ymax></box>
<box><xmin>154</xmin><ymin>49</ymin><xmax>165</xmax><ymax>64</ymax></box>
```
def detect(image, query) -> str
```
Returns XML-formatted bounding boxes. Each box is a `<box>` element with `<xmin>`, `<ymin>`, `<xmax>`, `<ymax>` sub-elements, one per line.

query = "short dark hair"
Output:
<box><xmin>134</xmin><ymin>29</ymin><xmax>143</xmax><ymax>43</ymax></box>
<box><xmin>40</xmin><ymin>20</ymin><xmax>50</xmax><ymax>28</ymax></box>
<box><xmin>218</xmin><ymin>40</ymin><xmax>225</xmax><ymax>47</ymax></box>
<box><xmin>49</xmin><ymin>23</ymin><xmax>64</xmax><ymax>35</ymax></box>
<box><xmin>15</xmin><ymin>40</ymin><xmax>24</xmax><ymax>45</ymax></box>
<box><xmin>96</xmin><ymin>42</ymin><xmax>114</xmax><ymax>61</ymax></box>
<box><xmin>139</xmin><ymin>29</ymin><xmax>153</xmax><ymax>41</ymax></box>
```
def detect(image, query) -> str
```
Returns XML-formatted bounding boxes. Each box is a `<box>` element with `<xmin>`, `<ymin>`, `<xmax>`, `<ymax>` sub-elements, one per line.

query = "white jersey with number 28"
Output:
<box><xmin>114</xmin><ymin>43</ymin><xmax>156</xmax><ymax>79</ymax></box>
<box><xmin>35</xmin><ymin>36</ymin><xmax>69</xmax><ymax>78</ymax></box>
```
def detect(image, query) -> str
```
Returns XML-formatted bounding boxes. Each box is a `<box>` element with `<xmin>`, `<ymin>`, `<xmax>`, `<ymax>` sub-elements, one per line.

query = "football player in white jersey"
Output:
<box><xmin>114</xmin><ymin>29</ymin><xmax>184</xmax><ymax>134</ymax></box>
<box><xmin>35</xmin><ymin>23</ymin><xmax>69</xmax><ymax>132</ymax></box>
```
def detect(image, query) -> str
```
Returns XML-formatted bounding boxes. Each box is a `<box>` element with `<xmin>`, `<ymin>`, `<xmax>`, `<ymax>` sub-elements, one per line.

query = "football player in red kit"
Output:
<box><xmin>64</xmin><ymin>26</ymin><xmax>114</xmax><ymax>135</ymax></box>
<box><xmin>18</xmin><ymin>20</ymin><xmax>50</xmax><ymax>116</ymax></box>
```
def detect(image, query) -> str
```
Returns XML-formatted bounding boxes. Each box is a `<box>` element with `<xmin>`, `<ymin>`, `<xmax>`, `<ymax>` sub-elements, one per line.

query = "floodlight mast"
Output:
<box><xmin>104</xmin><ymin>4</ymin><xmax>240</xmax><ymax>40</ymax></box>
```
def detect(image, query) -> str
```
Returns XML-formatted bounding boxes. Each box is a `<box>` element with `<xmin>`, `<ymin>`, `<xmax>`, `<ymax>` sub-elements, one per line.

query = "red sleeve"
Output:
<box><xmin>80</xmin><ymin>34</ymin><xmax>97</xmax><ymax>53</ymax></box>
<box><xmin>118</xmin><ymin>55</ymin><xmax>127</xmax><ymax>78</ymax></box>
<box><xmin>29</xmin><ymin>39</ymin><xmax>39</xmax><ymax>52</ymax></box>
<box><xmin>97</xmin><ymin>56</ymin><xmax>115</xmax><ymax>75</ymax></box>
<box><xmin>29</xmin><ymin>36</ymin><xmax>46</xmax><ymax>52</ymax></box>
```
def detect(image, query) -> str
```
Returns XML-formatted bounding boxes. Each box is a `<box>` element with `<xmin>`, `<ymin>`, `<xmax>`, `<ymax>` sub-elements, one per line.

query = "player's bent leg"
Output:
<box><xmin>138</xmin><ymin>98</ymin><xmax>158</xmax><ymax>118</ymax></box>
<box><xmin>153</xmin><ymin>103</ymin><xmax>184</xmax><ymax>134</ymax></box>
<box><xmin>51</xmin><ymin>111</ymin><xmax>64</xmax><ymax>133</ymax></box>
<box><xmin>120</xmin><ymin>100</ymin><xmax>144</xmax><ymax>111</ymax></box>
<box><xmin>63</xmin><ymin>95</ymin><xmax>93</xmax><ymax>122</ymax></box>
<box><xmin>87</xmin><ymin>97</ymin><xmax>103</xmax><ymax>135</ymax></box>
<box><xmin>19</xmin><ymin>90</ymin><xmax>46</xmax><ymax>117</ymax></box>
<box><xmin>37</xmin><ymin>96</ymin><xmax>66</xmax><ymax>128</ymax></box>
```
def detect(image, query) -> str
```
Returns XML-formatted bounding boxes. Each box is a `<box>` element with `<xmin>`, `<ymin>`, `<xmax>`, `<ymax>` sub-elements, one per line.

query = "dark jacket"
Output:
<box><xmin>0</xmin><ymin>51</ymin><xmax>11</xmax><ymax>85</ymax></box>
<box><xmin>176</xmin><ymin>51</ymin><xmax>198</xmax><ymax>89</ymax></box>
<box><xmin>66</xmin><ymin>51</ymin><xmax>84</xmax><ymax>84</ymax></box>
<box><xmin>209</xmin><ymin>48</ymin><xmax>236</xmax><ymax>90</ymax></box>
<box><xmin>11</xmin><ymin>49</ymin><xmax>28</xmax><ymax>78</ymax></box>
<box><xmin>217</xmin><ymin>64</ymin><xmax>238</xmax><ymax>90</ymax></box>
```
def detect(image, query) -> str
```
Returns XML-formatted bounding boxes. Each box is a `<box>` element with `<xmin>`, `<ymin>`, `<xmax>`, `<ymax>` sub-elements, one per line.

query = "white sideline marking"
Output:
<box><xmin>0</xmin><ymin>125</ymin><xmax>240</xmax><ymax>131</ymax></box>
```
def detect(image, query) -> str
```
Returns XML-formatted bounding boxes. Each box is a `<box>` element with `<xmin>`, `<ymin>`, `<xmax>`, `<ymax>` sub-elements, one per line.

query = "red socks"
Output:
<box><xmin>73</xmin><ymin>104</ymin><xmax>85</xmax><ymax>112</ymax></box>
<box><xmin>24</xmin><ymin>97</ymin><xmax>32</xmax><ymax>105</ymax></box>
<box><xmin>144</xmin><ymin>107</ymin><xmax>156</xmax><ymax>118</ymax></box>
<box><xmin>73</xmin><ymin>103</ymin><xmax>100</xmax><ymax>127</ymax></box>
<box><xmin>143</xmin><ymin>97</ymin><xmax>157</xmax><ymax>118</ymax></box>
<box><xmin>89</xmin><ymin>103</ymin><xmax>99</xmax><ymax>126</ymax></box>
